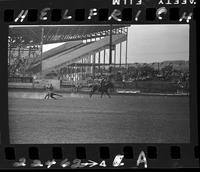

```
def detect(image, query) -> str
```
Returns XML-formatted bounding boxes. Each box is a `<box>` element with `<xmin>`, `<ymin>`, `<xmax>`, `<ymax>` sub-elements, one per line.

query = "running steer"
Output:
<box><xmin>44</xmin><ymin>84</ymin><xmax>62</xmax><ymax>100</ymax></box>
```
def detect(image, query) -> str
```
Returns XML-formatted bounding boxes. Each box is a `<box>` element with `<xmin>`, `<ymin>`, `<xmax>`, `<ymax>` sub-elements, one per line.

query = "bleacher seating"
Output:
<box><xmin>31</xmin><ymin>41</ymin><xmax>83</xmax><ymax>66</ymax></box>
<box><xmin>29</xmin><ymin>34</ymin><xmax>126</xmax><ymax>74</ymax></box>
<box><xmin>42</xmin><ymin>34</ymin><xmax>126</xmax><ymax>73</ymax></box>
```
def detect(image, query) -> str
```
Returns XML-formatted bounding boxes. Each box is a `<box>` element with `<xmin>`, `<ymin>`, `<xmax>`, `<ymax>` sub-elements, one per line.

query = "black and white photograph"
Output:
<box><xmin>8</xmin><ymin>24</ymin><xmax>190</xmax><ymax>144</ymax></box>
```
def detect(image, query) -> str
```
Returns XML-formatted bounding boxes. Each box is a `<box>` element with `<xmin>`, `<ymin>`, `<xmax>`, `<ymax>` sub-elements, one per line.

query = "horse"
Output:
<box><xmin>89</xmin><ymin>81</ymin><xmax>114</xmax><ymax>98</ymax></box>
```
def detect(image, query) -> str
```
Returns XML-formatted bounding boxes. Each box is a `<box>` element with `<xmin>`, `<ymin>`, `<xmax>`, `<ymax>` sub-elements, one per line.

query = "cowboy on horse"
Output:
<box><xmin>89</xmin><ymin>76</ymin><xmax>114</xmax><ymax>98</ymax></box>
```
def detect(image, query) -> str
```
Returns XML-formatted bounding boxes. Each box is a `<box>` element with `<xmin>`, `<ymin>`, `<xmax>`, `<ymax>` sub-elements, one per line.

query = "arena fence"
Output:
<box><xmin>8</xmin><ymin>77</ymin><xmax>33</xmax><ymax>83</ymax></box>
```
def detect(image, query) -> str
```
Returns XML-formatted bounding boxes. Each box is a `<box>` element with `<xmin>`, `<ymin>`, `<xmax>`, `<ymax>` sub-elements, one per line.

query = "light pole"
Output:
<box><xmin>40</xmin><ymin>26</ymin><xmax>44</xmax><ymax>77</ymax></box>
<box><xmin>109</xmin><ymin>24</ymin><xmax>113</xmax><ymax>74</ymax></box>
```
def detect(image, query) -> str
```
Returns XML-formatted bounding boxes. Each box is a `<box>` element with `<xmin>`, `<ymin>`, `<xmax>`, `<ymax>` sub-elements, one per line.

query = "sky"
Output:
<box><xmin>126</xmin><ymin>24</ymin><xmax>189</xmax><ymax>63</ymax></box>
<box><xmin>43</xmin><ymin>42</ymin><xmax>66</xmax><ymax>52</ymax></box>
<box><xmin>43</xmin><ymin>24</ymin><xmax>189</xmax><ymax>63</ymax></box>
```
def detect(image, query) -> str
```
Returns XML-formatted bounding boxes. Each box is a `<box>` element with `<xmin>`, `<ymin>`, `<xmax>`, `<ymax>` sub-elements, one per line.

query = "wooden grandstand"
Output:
<box><xmin>8</xmin><ymin>25</ymin><xmax>130</xmax><ymax>82</ymax></box>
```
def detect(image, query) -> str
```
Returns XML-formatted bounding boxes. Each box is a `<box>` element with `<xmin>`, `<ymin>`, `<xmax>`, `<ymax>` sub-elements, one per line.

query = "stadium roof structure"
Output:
<box><xmin>30</xmin><ymin>33</ymin><xmax>127</xmax><ymax>74</ymax></box>
<box><xmin>9</xmin><ymin>25</ymin><xmax>130</xmax><ymax>47</ymax></box>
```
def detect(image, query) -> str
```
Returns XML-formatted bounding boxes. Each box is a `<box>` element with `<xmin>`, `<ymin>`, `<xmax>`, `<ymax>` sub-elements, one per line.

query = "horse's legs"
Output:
<box><xmin>105</xmin><ymin>90</ymin><xmax>111</xmax><ymax>98</ymax></box>
<box><xmin>101</xmin><ymin>91</ymin><xmax>104</xmax><ymax>98</ymax></box>
<box><xmin>89</xmin><ymin>90</ymin><xmax>94</xmax><ymax>98</ymax></box>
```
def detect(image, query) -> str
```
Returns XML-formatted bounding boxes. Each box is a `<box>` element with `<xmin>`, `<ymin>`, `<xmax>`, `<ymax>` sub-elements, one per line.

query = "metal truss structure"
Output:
<box><xmin>8</xmin><ymin>25</ymin><xmax>130</xmax><ymax>81</ymax></box>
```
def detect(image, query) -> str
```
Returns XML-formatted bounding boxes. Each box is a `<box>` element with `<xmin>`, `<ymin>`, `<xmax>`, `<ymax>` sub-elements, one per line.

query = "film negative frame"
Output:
<box><xmin>0</xmin><ymin>0</ymin><xmax>199</xmax><ymax>169</ymax></box>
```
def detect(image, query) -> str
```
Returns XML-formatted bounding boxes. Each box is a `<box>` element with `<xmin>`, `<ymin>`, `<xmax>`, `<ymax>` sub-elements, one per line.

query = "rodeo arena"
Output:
<box><xmin>8</xmin><ymin>25</ymin><xmax>190</xmax><ymax>144</ymax></box>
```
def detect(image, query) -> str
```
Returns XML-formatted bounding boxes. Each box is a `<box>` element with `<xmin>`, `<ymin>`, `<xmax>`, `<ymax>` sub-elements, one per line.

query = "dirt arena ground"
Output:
<box><xmin>8</xmin><ymin>91</ymin><xmax>190</xmax><ymax>144</ymax></box>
